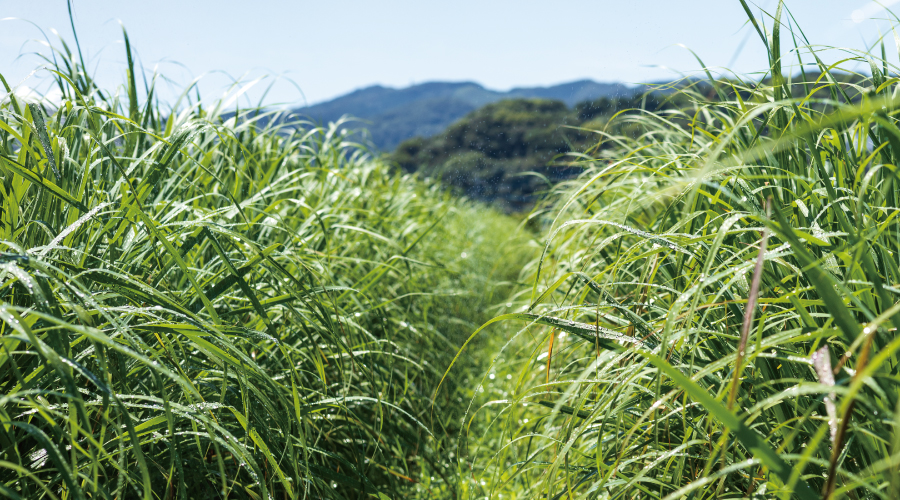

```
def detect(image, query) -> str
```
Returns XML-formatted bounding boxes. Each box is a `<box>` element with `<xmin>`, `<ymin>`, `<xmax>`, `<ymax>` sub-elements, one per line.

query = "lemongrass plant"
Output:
<box><xmin>460</xmin><ymin>2</ymin><xmax>900</xmax><ymax>499</ymax></box>
<box><xmin>0</xmin><ymin>22</ymin><xmax>528</xmax><ymax>499</ymax></box>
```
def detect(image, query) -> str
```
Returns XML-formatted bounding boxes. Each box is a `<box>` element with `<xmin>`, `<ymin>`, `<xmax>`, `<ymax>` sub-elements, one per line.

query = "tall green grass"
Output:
<box><xmin>0</xmin><ymin>26</ymin><xmax>527</xmax><ymax>499</ymax></box>
<box><xmin>463</xmin><ymin>3</ymin><xmax>900</xmax><ymax>499</ymax></box>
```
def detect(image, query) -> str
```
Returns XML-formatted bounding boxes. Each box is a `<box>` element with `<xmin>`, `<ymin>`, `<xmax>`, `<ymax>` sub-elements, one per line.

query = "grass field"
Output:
<box><xmin>0</xmin><ymin>25</ymin><xmax>530</xmax><ymax>499</ymax></box>
<box><xmin>7</xmin><ymin>2</ymin><xmax>900</xmax><ymax>499</ymax></box>
<box><xmin>456</xmin><ymin>3</ymin><xmax>900</xmax><ymax>499</ymax></box>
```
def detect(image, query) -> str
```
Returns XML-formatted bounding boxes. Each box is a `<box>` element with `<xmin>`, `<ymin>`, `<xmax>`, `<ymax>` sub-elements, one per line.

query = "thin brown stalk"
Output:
<box><xmin>728</xmin><ymin>200</ymin><xmax>770</xmax><ymax>410</ymax></box>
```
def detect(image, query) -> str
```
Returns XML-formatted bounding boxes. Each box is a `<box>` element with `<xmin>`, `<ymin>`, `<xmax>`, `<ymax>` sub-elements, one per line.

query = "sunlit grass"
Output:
<box><xmin>13</xmin><ymin>2</ymin><xmax>900</xmax><ymax>499</ymax></box>
<box><xmin>462</xmin><ymin>2</ymin><xmax>900</xmax><ymax>499</ymax></box>
<box><xmin>0</xmin><ymin>22</ymin><xmax>529</xmax><ymax>499</ymax></box>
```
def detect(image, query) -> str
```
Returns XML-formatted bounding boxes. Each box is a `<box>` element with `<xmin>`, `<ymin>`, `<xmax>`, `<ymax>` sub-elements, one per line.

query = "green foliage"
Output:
<box><xmin>13</xmin><ymin>4</ymin><xmax>900</xmax><ymax>500</ymax></box>
<box><xmin>294</xmin><ymin>80</ymin><xmax>636</xmax><ymax>152</ymax></box>
<box><xmin>0</xmin><ymin>29</ymin><xmax>527</xmax><ymax>499</ymax></box>
<box><xmin>392</xmin><ymin>94</ymin><xmax>685</xmax><ymax>212</ymax></box>
<box><xmin>461</xmin><ymin>4</ymin><xmax>900</xmax><ymax>499</ymax></box>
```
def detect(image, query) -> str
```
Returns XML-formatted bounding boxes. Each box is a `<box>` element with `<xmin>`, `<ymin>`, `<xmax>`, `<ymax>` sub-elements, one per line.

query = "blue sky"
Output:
<box><xmin>2</xmin><ymin>1</ymin><xmax>899</xmax><ymax>107</ymax></box>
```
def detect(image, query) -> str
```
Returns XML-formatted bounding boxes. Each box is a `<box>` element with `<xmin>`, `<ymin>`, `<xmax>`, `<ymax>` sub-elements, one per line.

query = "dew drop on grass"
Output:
<box><xmin>460</xmin><ymin>252</ymin><xmax>468</xmax><ymax>259</ymax></box>
<box><xmin>489</xmin><ymin>373</ymin><xmax>495</xmax><ymax>379</ymax></box>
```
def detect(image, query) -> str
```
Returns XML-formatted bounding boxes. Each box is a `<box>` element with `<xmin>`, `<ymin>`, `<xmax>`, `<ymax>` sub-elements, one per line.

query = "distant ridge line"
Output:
<box><xmin>289</xmin><ymin>79</ymin><xmax>647</xmax><ymax>150</ymax></box>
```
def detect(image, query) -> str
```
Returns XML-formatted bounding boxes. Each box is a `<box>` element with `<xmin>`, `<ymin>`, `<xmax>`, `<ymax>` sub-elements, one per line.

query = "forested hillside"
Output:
<box><xmin>391</xmin><ymin>70</ymin><xmax>866</xmax><ymax>212</ymax></box>
<box><xmin>391</xmin><ymin>91</ymin><xmax>685</xmax><ymax>210</ymax></box>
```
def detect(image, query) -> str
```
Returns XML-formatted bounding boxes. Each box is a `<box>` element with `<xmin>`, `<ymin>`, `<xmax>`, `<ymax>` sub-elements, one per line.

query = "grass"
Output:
<box><xmin>0</xmin><ymin>23</ymin><xmax>529</xmax><ymax>499</ymax></box>
<box><xmin>456</xmin><ymin>2</ymin><xmax>900</xmax><ymax>499</ymax></box>
<box><xmin>10</xmin><ymin>2</ymin><xmax>900</xmax><ymax>499</ymax></box>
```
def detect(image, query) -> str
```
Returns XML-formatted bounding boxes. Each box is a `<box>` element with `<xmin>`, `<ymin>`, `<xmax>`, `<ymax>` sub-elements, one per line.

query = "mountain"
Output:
<box><xmin>289</xmin><ymin>80</ymin><xmax>640</xmax><ymax>150</ymax></box>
